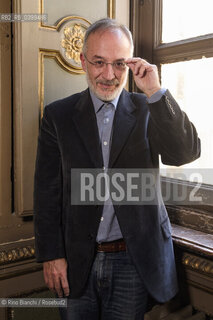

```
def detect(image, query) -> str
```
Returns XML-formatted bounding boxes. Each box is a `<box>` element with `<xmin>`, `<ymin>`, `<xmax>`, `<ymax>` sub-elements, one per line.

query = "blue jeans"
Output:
<box><xmin>59</xmin><ymin>251</ymin><xmax>148</xmax><ymax>320</ymax></box>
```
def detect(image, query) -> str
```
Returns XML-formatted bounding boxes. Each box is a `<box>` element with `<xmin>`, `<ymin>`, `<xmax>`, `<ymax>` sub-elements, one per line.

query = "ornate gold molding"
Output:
<box><xmin>40</xmin><ymin>0</ymin><xmax>116</xmax><ymax>30</ymax></box>
<box><xmin>1</xmin><ymin>243</ymin><xmax>212</xmax><ymax>277</ymax></box>
<box><xmin>0</xmin><ymin>246</ymin><xmax>35</xmax><ymax>265</ymax></box>
<box><xmin>38</xmin><ymin>15</ymin><xmax>90</xmax><ymax>118</ymax></box>
<box><xmin>39</xmin><ymin>15</ymin><xmax>90</xmax><ymax>71</ymax></box>
<box><xmin>182</xmin><ymin>253</ymin><xmax>213</xmax><ymax>276</ymax></box>
<box><xmin>1</xmin><ymin>245</ymin><xmax>213</xmax><ymax>279</ymax></box>
<box><xmin>39</xmin><ymin>48</ymin><xmax>86</xmax><ymax>118</ymax></box>
<box><xmin>107</xmin><ymin>0</ymin><xmax>116</xmax><ymax>19</ymax></box>
<box><xmin>38</xmin><ymin>0</ymin><xmax>116</xmax><ymax>117</ymax></box>
<box><xmin>40</xmin><ymin>13</ymin><xmax>91</xmax><ymax>32</ymax></box>
<box><xmin>61</xmin><ymin>24</ymin><xmax>85</xmax><ymax>65</ymax></box>
<box><xmin>59</xmin><ymin>19</ymin><xmax>89</xmax><ymax>69</ymax></box>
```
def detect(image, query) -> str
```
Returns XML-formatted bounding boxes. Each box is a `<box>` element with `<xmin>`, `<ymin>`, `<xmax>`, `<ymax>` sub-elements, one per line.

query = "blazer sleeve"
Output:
<box><xmin>147</xmin><ymin>89</ymin><xmax>201</xmax><ymax>166</ymax></box>
<box><xmin>34</xmin><ymin>105</ymin><xmax>66</xmax><ymax>262</ymax></box>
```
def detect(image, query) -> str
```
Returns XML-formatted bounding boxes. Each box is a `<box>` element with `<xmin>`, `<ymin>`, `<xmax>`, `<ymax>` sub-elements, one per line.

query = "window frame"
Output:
<box><xmin>130</xmin><ymin>0</ymin><xmax>213</xmax><ymax>217</ymax></box>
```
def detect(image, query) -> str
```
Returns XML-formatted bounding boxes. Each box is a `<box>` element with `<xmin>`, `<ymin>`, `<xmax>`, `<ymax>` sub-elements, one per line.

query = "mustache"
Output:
<box><xmin>96</xmin><ymin>79</ymin><xmax>120</xmax><ymax>86</ymax></box>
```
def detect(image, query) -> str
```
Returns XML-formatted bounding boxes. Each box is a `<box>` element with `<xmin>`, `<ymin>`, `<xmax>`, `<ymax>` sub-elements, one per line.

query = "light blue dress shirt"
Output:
<box><xmin>89</xmin><ymin>88</ymin><xmax>166</xmax><ymax>243</ymax></box>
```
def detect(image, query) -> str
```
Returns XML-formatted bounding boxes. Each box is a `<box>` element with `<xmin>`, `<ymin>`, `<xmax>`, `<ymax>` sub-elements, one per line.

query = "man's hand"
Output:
<box><xmin>43</xmin><ymin>258</ymin><xmax>70</xmax><ymax>298</ymax></box>
<box><xmin>125</xmin><ymin>58</ymin><xmax>161</xmax><ymax>98</ymax></box>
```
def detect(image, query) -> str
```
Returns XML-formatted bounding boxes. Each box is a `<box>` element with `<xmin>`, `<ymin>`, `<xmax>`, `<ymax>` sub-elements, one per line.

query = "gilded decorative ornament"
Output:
<box><xmin>61</xmin><ymin>24</ymin><xmax>85</xmax><ymax>65</ymax></box>
<box><xmin>0</xmin><ymin>245</ymin><xmax>35</xmax><ymax>265</ymax></box>
<box><xmin>182</xmin><ymin>253</ymin><xmax>213</xmax><ymax>275</ymax></box>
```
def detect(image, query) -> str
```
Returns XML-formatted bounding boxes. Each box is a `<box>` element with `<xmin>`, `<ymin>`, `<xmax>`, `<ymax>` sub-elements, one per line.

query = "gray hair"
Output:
<box><xmin>82</xmin><ymin>18</ymin><xmax>134</xmax><ymax>55</ymax></box>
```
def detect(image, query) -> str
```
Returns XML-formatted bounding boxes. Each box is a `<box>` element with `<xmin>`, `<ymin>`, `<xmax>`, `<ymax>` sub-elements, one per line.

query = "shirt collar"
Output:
<box><xmin>89</xmin><ymin>88</ymin><xmax>121</xmax><ymax>113</ymax></box>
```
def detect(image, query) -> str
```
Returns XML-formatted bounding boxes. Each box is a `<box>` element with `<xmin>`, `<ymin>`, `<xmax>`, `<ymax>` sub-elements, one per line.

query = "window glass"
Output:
<box><xmin>161</xmin><ymin>57</ymin><xmax>213</xmax><ymax>184</ymax></box>
<box><xmin>162</xmin><ymin>0</ymin><xmax>213</xmax><ymax>43</ymax></box>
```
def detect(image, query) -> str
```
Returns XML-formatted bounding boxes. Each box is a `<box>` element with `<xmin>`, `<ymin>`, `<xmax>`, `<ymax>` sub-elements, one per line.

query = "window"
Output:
<box><xmin>130</xmin><ymin>0</ymin><xmax>213</xmax><ymax>210</ymax></box>
<box><xmin>161</xmin><ymin>0</ymin><xmax>213</xmax><ymax>177</ymax></box>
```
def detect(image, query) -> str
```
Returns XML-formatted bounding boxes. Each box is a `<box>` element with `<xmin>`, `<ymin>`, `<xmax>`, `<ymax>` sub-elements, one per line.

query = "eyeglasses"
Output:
<box><xmin>84</xmin><ymin>54</ymin><xmax>127</xmax><ymax>71</ymax></box>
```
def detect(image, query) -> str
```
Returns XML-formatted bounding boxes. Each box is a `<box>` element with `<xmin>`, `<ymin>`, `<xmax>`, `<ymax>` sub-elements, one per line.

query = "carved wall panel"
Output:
<box><xmin>13</xmin><ymin>0</ymin><xmax>118</xmax><ymax>217</ymax></box>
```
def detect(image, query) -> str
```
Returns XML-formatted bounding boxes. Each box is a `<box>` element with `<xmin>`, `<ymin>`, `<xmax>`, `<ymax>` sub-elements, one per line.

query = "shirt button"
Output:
<box><xmin>103</xmin><ymin>117</ymin><xmax>109</xmax><ymax>124</ymax></box>
<box><xmin>102</xmin><ymin>166</ymin><xmax>106</xmax><ymax>170</ymax></box>
<box><xmin>101</xmin><ymin>217</ymin><xmax>104</xmax><ymax>221</ymax></box>
<box><xmin>103</xmin><ymin>141</ymin><xmax>108</xmax><ymax>146</ymax></box>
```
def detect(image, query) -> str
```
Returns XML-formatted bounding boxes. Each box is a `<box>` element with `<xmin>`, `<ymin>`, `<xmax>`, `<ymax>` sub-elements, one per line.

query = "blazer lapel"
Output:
<box><xmin>72</xmin><ymin>89</ymin><xmax>103</xmax><ymax>168</ymax></box>
<box><xmin>109</xmin><ymin>90</ymin><xmax>137</xmax><ymax>168</ymax></box>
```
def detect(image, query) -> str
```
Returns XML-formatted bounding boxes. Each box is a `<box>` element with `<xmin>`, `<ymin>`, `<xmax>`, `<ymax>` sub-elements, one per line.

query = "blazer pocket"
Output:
<box><xmin>161</xmin><ymin>217</ymin><xmax>172</xmax><ymax>239</ymax></box>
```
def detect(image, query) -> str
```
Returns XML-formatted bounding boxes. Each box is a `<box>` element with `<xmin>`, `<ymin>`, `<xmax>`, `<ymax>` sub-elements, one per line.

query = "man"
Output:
<box><xmin>34</xmin><ymin>18</ymin><xmax>200</xmax><ymax>319</ymax></box>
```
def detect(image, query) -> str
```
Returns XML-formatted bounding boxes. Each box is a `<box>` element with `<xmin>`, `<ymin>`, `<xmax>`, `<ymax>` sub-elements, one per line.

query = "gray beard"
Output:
<box><xmin>85</xmin><ymin>71</ymin><xmax>128</xmax><ymax>102</ymax></box>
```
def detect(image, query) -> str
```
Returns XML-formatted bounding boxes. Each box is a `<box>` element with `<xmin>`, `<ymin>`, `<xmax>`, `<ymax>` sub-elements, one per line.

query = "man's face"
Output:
<box><xmin>81</xmin><ymin>29</ymin><xmax>132</xmax><ymax>101</ymax></box>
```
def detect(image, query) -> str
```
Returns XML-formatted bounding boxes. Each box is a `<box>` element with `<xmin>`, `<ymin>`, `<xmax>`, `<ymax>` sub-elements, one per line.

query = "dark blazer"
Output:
<box><xmin>34</xmin><ymin>89</ymin><xmax>200</xmax><ymax>302</ymax></box>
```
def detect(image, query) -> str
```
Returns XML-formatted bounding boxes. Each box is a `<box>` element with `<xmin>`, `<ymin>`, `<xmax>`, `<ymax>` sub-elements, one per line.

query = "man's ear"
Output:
<box><xmin>80</xmin><ymin>53</ymin><xmax>86</xmax><ymax>72</ymax></box>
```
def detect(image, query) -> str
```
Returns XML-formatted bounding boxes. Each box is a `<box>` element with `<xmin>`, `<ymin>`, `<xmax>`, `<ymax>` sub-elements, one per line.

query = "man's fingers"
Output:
<box><xmin>125</xmin><ymin>58</ymin><xmax>147</xmax><ymax>67</ymax></box>
<box><xmin>135</xmin><ymin>64</ymin><xmax>147</xmax><ymax>77</ymax></box>
<box><xmin>61</xmin><ymin>276</ymin><xmax>70</xmax><ymax>297</ymax></box>
<box><xmin>125</xmin><ymin>57</ymin><xmax>161</xmax><ymax>95</ymax></box>
<box><xmin>125</xmin><ymin>57</ymin><xmax>147</xmax><ymax>64</ymax></box>
<box><xmin>43</xmin><ymin>266</ymin><xmax>52</xmax><ymax>289</ymax></box>
<box><xmin>44</xmin><ymin>270</ymin><xmax>56</xmax><ymax>294</ymax></box>
<box><xmin>138</xmin><ymin>65</ymin><xmax>154</xmax><ymax>78</ymax></box>
<box><xmin>126</xmin><ymin>59</ymin><xmax>151</xmax><ymax>77</ymax></box>
<box><xmin>43</xmin><ymin>258</ymin><xmax>69</xmax><ymax>297</ymax></box>
<box><xmin>53</xmin><ymin>276</ymin><xmax>64</xmax><ymax>298</ymax></box>
<box><xmin>44</xmin><ymin>271</ymin><xmax>69</xmax><ymax>297</ymax></box>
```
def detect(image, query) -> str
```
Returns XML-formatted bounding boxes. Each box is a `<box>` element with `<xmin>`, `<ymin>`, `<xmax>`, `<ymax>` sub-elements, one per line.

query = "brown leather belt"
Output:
<box><xmin>96</xmin><ymin>239</ymin><xmax>126</xmax><ymax>252</ymax></box>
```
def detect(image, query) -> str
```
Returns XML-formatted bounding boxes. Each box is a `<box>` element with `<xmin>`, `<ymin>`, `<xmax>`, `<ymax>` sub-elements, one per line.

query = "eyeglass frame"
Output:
<box><xmin>83</xmin><ymin>54</ymin><xmax>128</xmax><ymax>71</ymax></box>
